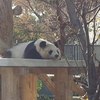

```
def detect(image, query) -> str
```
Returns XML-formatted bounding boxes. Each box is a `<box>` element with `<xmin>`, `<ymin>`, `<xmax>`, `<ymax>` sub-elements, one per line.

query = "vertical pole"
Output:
<box><xmin>1</xmin><ymin>67</ymin><xmax>14</xmax><ymax>100</ymax></box>
<box><xmin>20</xmin><ymin>73</ymin><xmax>37</xmax><ymax>100</ymax></box>
<box><xmin>54</xmin><ymin>68</ymin><xmax>73</xmax><ymax>100</ymax></box>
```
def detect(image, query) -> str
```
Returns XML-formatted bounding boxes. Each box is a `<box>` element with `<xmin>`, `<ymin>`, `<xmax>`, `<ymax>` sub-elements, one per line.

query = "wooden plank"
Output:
<box><xmin>39</xmin><ymin>74</ymin><xmax>55</xmax><ymax>94</ymax></box>
<box><xmin>29</xmin><ymin>68</ymin><xmax>56</xmax><ymax>74</ymax></box>
<box><xmin>1</xmin><ymin>67</ymin><xmax>14</xmax><ymax>100</ymax></box>
<box><xmin>29</xmin><ymin>67</ymin><xmax>86</xmax><ymax>74</ymax></box>
<box><xmin>13</xmin><ymin>67</ymin><xmax>29</xmax><ymax>75</ymax></box>
<box><xmin>13</xmin><ymin>75</ymin><xmax>21</xmax><ymax>100</ymax></box>
<box><xmin>0</xmin><ymin>58</ymin><xmax>88</xmax><ymax>67</ymax></box>
<box><xmin>72</xmin><ymin>81</ymin><xmax>85</xmax><ymax>96</ymax></box>
<box><xmin>72</xmin><ymin>81</ymin><xmax>87</xmax><ymax>99</ymax></box>
<box><xmin>39</xmin><ymin>74</ymin><xmax>87</xmax><ymax>98</ymax></box>
<box><xmin>30</xmin><ymin>68</ymin><xmax>86</xmax><ymax>98</ymax></box>
<box><xmin>68</xmin><ymin>69</ymin><xmax>73</xmax><ymax>100</ymax></box>
<box><xmin>20</xmin><ymin>74</ymin><xmax>37</xmax><ymax>100</ymax></box>
<box><xmin>54</xmin><ymin>68</ymin><xmax>73</xmax><ymax>100</ymax></box>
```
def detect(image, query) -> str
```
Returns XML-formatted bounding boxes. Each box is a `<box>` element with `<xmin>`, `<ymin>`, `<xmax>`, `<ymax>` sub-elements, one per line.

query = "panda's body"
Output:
<box><xmin>9</xmin><ymin>41</ymin><xmax>32</xmax><ymax>58</ymax></box>
<box><xmin>1</xmin><ymin>39</ymin><xmax>61</xmax><ymax>60</ymax></box>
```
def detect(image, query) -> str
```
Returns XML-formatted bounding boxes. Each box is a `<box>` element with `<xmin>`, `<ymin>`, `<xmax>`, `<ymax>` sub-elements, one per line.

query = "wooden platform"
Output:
<box><xmin>0</xmin><ymin>59</ymin><xmax>90</xmax><ymax>100</ymax></box>
<box><xmin>0</xmin><ymin>58</ymin><xmax>87</xmax><ymax>67</ymax></box>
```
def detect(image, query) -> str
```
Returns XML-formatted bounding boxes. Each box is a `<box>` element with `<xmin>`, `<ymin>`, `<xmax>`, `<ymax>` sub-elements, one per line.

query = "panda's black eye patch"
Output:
<box><xmin>57</xmin><ymin>50</ymin><xmax>59</xmax><ymax>54</ymax></box>
<box><xmin>49</xmin><ymin>50</ymin><xmax>53</xmax><ymax>55</ymax></box>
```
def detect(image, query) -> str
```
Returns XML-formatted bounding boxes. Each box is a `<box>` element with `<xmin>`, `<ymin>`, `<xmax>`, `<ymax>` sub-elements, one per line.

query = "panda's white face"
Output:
<box><xmin>40</xmin><ymin>44</ymin><xmax>61</xmax><ymax>59</ymax></box>
<box><xmin>34</xmin><ymin>39</ymin><xmax>61</xmax><ymax>60</ymax></box>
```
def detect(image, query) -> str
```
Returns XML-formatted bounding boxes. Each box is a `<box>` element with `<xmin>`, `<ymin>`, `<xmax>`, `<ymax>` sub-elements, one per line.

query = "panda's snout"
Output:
<box><xmin>55</xmin><ymin>54</ymin><xmax>59</xmax><ymax>58</ymax></box>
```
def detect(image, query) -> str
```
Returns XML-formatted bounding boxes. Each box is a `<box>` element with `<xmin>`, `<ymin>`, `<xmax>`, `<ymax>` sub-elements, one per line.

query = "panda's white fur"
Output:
<box><xmin>9</xmin><ymin>41</ymin><xmax>32</xmax><ymax>58</ymax></box>
<box><xmin>1</xmin><ymin>39</ymin><xmax>61</xmax><ymax>60</ymax></box>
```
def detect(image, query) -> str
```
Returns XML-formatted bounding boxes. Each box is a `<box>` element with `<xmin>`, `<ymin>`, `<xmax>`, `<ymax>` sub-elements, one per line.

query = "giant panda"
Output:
<box><xmin>1</xmin><ymin>39</ymin><xmax>61</xmax><ymax>60</ymax></box>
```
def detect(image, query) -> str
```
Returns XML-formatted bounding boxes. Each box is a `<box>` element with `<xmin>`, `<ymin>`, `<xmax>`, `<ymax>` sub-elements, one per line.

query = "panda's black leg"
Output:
<box><xmin>1</xmin><ymin>51</ymin><xmax>11</xmax><ymax>58</ymax></box>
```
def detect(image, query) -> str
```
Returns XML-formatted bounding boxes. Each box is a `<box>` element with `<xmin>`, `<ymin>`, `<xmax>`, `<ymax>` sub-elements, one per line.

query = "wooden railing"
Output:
<box><xmin>0</xmin><ymin>59</ymin><xmax>90</xmax><ymax>100</ymax></box>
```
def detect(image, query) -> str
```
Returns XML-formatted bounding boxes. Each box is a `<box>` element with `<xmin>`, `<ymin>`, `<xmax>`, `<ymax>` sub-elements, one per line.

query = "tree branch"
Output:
<box><xmin>92</xmin><ymin>18</ymin><xmax>96</xmax><ymax>45</ymax></box>
<box><xmin>26</xmin><ymin>0</ymin><xmax>41</xmax><ymax>20</ymax></box>
<box><xmin>87</xmin><ymin>7</ymin><xmax>100</xmax><ymax>24</ymax></box>
<box><xmin>88</xmin><ymin>3</ymin><xmax>100</xmax><ymax>13</ymax></box>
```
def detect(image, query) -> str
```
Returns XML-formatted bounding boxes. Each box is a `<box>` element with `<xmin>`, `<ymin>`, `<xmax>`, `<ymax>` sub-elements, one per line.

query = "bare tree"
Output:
<box><xmin>65</xmin><ymin>0</ymin><xmax>100</xmax><ymax>100</ymax></box>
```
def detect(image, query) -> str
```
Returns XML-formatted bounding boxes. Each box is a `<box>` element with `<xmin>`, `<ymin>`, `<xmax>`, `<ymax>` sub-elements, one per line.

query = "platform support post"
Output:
<box><xmin>20</xmin><ymin>73</ymin><xmax>38</xmax><ymax>100</ymax></box>
<box><xmin>54</xmin><ymin>68</ymin><xmax>73</xmax><ymax>100</ymax></box>
<box><xmin>1</xmin><ymin>67</ymin><xmax>15</xmax><ymax>100</ymax></box>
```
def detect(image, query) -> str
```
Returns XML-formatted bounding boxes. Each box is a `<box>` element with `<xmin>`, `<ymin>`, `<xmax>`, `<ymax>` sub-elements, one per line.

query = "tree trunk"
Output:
<box><xmin>65</xmin><ymin>0</ymin><xmax>86</xmax><ymax>53</ymax></box>
<box><xmin>56</xmin><ymin>0</ymin><xmax>66</xmax><ymax>55</ymax></box>
<box><xmin>0</xmin><ymin>0</ymin><xmax>13</xmax><ymax>53</ymax></box>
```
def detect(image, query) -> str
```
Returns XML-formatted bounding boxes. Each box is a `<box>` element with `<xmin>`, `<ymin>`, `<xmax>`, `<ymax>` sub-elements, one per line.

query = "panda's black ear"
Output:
<box><xmin>40</xmin><ymin>41</ymin><xmax>46</xmax><ymax>48</ymax></box>
<box><xmin>54</xmin><ymin>42</ymin><xmax>58</xmax><ymax>47</ymax></box>
<box><xmin>54</xmin><ymin>40</ymin><xmax>61</xmax><ymax>48</ymax></box>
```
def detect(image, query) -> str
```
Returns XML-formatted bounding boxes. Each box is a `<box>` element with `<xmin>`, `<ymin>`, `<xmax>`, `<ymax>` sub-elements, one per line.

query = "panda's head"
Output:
<box><xmin>34</xmin><ymin>39</ymin><xmax>61</xmax><ymax>60</ymax></box>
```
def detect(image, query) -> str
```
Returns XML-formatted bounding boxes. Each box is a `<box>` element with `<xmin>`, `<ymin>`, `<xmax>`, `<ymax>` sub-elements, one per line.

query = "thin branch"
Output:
<box><xmin>87</xmin><ymin>7</ymin><xmax>100</xmax><ymax>24</ymax></box>
<box><xmin>26</xmin><ymin>0</ymin><xmax>41</xmax><ymax>20</ymax></box>
<box><xmin>93</xmin><ymin>39</ymin><xmax>99</xmax><ymax>44</ymax></box>
<box><xmin>92</xmin><ymin>18</ymin><xmax>96</xmax><ymax>45</ymax></box>
<box><xmin>88</xmin><ymin>3</ymin><xmax>100</xmax><ymax>13</ymax></box>
<box><xmin>61</xmin><ymin>10</ymin><xmax>69</xmax><ymax>19</ymax></box>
